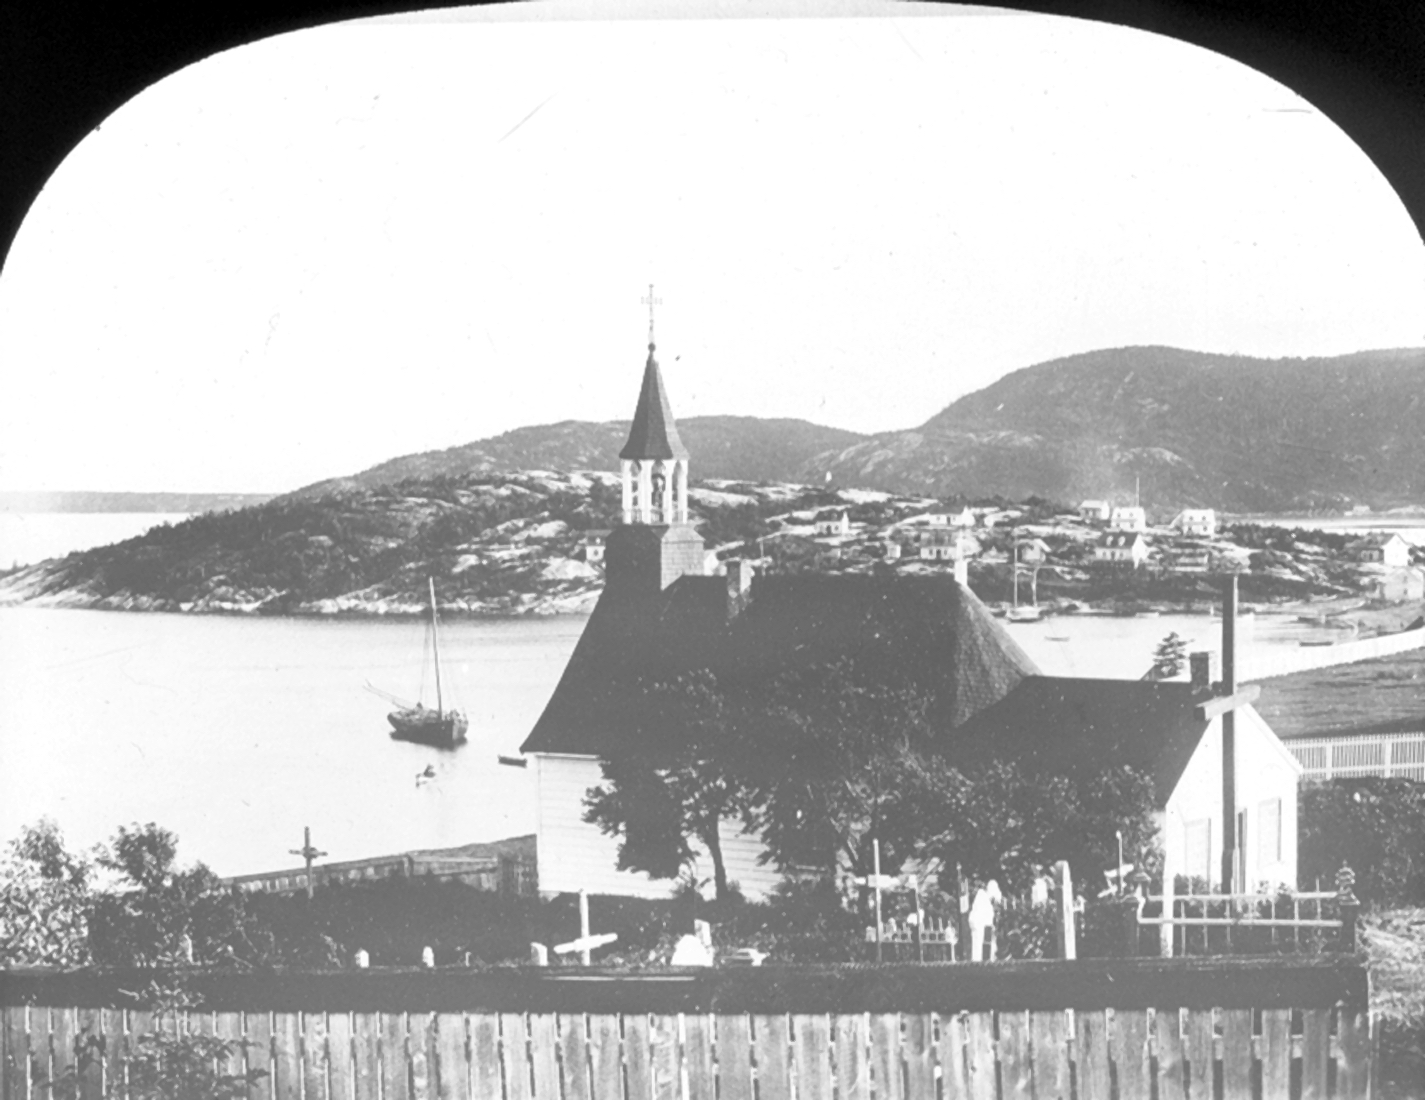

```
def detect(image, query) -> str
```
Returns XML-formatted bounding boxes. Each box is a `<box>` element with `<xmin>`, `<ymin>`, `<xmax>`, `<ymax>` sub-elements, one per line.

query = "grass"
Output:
<box><xmin>1362</xmin><ymin>908</ymin><xmax>1425</xmax><ymax>1099</ymax></box>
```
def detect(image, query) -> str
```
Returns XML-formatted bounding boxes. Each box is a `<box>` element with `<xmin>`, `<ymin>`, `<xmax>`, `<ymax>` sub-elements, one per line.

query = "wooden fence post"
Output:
<box><xmin>1336</xmin><ymin>865</ymin><xmax>1360</xmax><ymax>952</ymax></box>
<box><xmin>1053</xmin><ymin>861</ymin><xmax>1076</xmax><ymax>960</ymax></box>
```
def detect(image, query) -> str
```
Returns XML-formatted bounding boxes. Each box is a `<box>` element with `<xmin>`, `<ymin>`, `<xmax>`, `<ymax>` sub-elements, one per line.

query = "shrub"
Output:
<box><xmin>1299</xmin><ymin>779</ymin><xmax>1425</xmax><ymax>905</ymax></box>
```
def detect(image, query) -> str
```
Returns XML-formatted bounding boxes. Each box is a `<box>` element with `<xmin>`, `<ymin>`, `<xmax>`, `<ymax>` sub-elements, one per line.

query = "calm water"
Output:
<box><xmin>0</xmin><ymin>604</ymin><xmax>1327</xmax><ymax>877</ymax></box>
<box><xmin>0</xmin><ymin>607</ymin><xmax>582</xmax><ymax>876</ymax></box>
<box><xmin>0</xmin><ymin>513</ymin><xmax>191</xmax><ymax>568</ymax></box>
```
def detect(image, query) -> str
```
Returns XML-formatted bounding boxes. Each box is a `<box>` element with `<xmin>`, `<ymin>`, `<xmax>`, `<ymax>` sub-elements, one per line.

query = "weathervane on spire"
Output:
<box><xmin>641</xmin><ymin>284</ymin><xmax>662</xmax><ymax>347</ymax></box>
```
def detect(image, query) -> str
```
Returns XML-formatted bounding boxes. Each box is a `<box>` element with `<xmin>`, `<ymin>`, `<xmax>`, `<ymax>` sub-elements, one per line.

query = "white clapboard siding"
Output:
<box><xmin>534</xmin><ymin>754</ymin><xmax>785</xmax><ymax>899</ymax></box>
<box><xmin>1164</xmin><ymin>705</ymin><xmax>1301</xmax><ymax>892</ymax></box>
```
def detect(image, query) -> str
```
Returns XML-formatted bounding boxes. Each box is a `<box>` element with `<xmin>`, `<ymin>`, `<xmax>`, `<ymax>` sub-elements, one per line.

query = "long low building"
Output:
<box><xmin>224</xmin><ymin>835</ymin><xmax>537</xmax><ymax>896</ymax></box>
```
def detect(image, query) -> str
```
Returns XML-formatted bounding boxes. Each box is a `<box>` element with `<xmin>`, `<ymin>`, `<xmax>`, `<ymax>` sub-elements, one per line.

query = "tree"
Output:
<box><xmin>1299</xmin><ymin>778</ymin><xmax>1425</xmax><ymax>903</ymax></box>
<box><xmin>1147</xmin><ymin>632</ymin><xmax>1188</xmax><ymax>680</ymax></box>
<box><xmin>583</xmin><ymin>671</ymin><xmax>758</xmax><ymax>900</ymax></box>
<box><xmin>751</xmin><ymin>660</ymin><xmax>936</xmax><ymax>881</ymax></box>
<box><xmin>0</xmin><ymin>819</ymin><xmax>94</xmax><ymax>966</ymax></box>
<box><xmin>916</xmin><ymin>760</ymin><xmax>1161</xmax><ymax>893</ymax></box>
<box><xmin>89</xmin><ymin>823</ymin><xmax>273</xmax><ymax>966</ymax></box>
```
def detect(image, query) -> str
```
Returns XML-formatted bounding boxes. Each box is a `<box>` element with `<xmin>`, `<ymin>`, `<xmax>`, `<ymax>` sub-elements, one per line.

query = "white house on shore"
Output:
<box><xmin>1079</xmin><ymin>500</ymin><xmax>1111</xmax><ymax>524</ymax></box>
<box><xmin>1095</xmin><ymin>531</ymin><xmax>1151</xmax><ymax>567</ymax></box>
<box><xmin>1109</xmin><ymin>505</ymin><xmax>1148</xmax><ymax>532</ymax></box>
<box><xmin>1352</xmin><ymin>532</ymin><xmax>1412</xmax><ymax>568</ymax></box>
<box><xmin>1173</xmin><ymin>509</ymin><xmax>1218</xmax><ymax>539</ymax></box>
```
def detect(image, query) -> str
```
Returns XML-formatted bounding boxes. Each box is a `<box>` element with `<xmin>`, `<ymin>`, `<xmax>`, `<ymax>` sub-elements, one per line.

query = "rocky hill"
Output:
<box><xmin>292</xmin><ymin>417</ymin><xmax>865</xmax><ymax>500</ymax></box>
<box><xmin>805</xmin><ymin>347</ymin><xmax>1425</xmax><ymax>511</ymax></box>
<box><xmin>285</xmin><ymin>347</ymin><xmax>1425</xmax><ymax>514</ymax></box>
<box><xmin>0</xmin><ymin>472</ymin><xmax>860</xmax><ymax>617</ymax></box>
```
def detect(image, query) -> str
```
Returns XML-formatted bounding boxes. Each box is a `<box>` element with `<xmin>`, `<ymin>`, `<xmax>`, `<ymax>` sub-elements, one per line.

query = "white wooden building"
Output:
<box><xmin>1173</xmin><ymin>509</ymin><xmax>1218</xmax><ymax>539</ymax></box>
<box><xmin>1094</xmin><ymin>531</ymin><xmax>1151</xmax><ymax>567</ymax></box>
<box><xmin>951</xmin><ymin>675</ymin><xmax>1301</xmax><ymax>892</ymax></box>
<box><xmin>1109</xmin><ymin>506</ymin><xmax>1148</xmax><ymax>532</ymax></box>
<box><xmin>519</xmin><ymin>337</ymin><xmax>1039</xmax><ymax>899</ymax></box>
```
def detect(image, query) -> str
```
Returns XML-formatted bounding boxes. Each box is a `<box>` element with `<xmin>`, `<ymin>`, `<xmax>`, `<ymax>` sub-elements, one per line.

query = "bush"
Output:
<box><xmin>1300</xmin><ymin>779</ymin><xmax>1425</xmax><ymax>905</ymax></box>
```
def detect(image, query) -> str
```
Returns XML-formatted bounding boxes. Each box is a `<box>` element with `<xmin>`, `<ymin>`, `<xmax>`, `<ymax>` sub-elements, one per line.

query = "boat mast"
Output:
<box><xmin>428</xmin><ymin>577</ymin><xmax>444</xmax><ymax>719</ymax></box>
<box><xmin>1012</xmin><ymin>543</ymin><xmax>1020</xmax><ymax>608</ymax></box>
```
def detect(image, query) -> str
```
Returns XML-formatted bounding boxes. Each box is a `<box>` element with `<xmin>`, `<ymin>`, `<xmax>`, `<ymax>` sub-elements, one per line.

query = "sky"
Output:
<box><xmin>1</xmin><ymin>0</ymin><xmax>1422</xmax><ymax>495</ymax></box>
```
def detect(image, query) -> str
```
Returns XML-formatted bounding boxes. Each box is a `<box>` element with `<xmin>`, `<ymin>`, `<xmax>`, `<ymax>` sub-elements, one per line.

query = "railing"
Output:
<box><xmin>0</xmin><ymin>959</ymin><xmax>1375</xmax><ymax>1100</ymax></box>
<box><xmin>1286</xmin><ymin>731</ymin><xmax>1425</xmax><ymax>781</ymax></box>
<box><xmin>866</xmin><ymin>916</ymin><xmax>959</xmax><ymax>962</ymax></box>
<box><xmin>1133</xmin><ymin>866</ymin><xmax>1360</xmax><ymax>959</ymax></box>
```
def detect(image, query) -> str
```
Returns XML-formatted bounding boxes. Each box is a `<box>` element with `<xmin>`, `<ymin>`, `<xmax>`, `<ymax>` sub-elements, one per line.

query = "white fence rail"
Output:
<box><xmin>1286</xmin><ymin>731</ymin><xmax>1425</xmax><ymax>780</ymax></box>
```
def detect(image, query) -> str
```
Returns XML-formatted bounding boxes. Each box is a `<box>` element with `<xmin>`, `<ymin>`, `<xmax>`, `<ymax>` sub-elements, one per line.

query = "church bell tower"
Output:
<box><xmin>604</xmin><ymin>288</ymin><xmax>706</xmax><ymax>593</ymax></box>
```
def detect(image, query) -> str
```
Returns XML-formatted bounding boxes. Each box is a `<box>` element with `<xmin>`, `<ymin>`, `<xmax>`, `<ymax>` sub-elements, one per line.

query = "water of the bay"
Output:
<box><xmin>0</xmin><ymin>604</ymin><xmax>1329</xmax><ymax>878</ymax></box>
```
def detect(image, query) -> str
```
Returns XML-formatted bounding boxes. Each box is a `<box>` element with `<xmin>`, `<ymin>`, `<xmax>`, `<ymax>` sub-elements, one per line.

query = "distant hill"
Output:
<box><xmin>291</xmin><ymin>417</ymin><xmax>865</xmax><ymax>500</ymax></box>
<box><xmin>802</xmin><ymin>347</ymin><xmax>1425</xmax><ymax>512</ymax></box>
<box><xmin>0</xmin><ymin>490</ymin><xmax>275</xmax><ymax>514</ymax></box>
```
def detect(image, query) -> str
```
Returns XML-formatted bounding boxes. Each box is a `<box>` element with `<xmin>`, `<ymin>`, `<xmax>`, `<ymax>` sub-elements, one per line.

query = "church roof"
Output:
<box><xmin>520</xmin><ymin>574</ymin><xmax>1041</xmax><ymax>757</ymax></box>
<box><xmin>945</xmin><ymin>676</ymin><xmax>1213</xmax><ymax>805</ymax></box>
<box><xmin>618</xmin><ymin>345</ymin><xmax>689</xmax><ymax>461</ymax></box>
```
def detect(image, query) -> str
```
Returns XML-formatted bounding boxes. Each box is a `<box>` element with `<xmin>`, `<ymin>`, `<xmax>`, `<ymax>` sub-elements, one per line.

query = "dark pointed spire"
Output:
<box><xmin>619</xmin><ymin>343</ymin><xmax>689</xmax><ymax>460</ymax></box>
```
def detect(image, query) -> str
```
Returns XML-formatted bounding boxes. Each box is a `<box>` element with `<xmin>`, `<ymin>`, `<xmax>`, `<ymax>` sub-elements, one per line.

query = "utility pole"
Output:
<box><xmin>290</xmin><ymin>826</ymin><xmax>328</xmax><ymax>901</ymax></box>
<box><xmin>1220</xmin><ymin>576</ymin><xmax>1238</xmax><ymax>893</ymax></box>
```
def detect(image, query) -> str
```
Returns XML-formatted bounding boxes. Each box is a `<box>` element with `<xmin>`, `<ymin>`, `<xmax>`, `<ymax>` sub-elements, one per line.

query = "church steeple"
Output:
<box><xmin>605</xmin><ymin>292</ymin><xmax>706</xmax><ymax>593</ymax></box>
<box><xmin>619</xmin><ymin>291</ymin><xmax>689</xmax><ymax>526</ymax></box>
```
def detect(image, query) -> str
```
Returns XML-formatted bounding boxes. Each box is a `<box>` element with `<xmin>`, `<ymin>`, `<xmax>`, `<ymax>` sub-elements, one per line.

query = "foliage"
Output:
<box><xmin>38</xmin><ymin>982</ymin><xmax>266</xmax><ymax>1100</ymax></box>
<box><xmin>916</xmin><ymin>761</ymin><xmax>1161</xmax><ymax>894</ymax></box>
<box><xmin>1148</xmin><ymin>632</ymin><xmax>1188</xmax><ymax>680</ymax></box>
<box><xmin>997</xmin><ymin>902</ymin><xmax>1059</xmax><ymax>960</ymax></box>
<box><xmin>751</xmin><ymin>660</ymin><xmax>936</xmax><ymax>878</ymax></box>
<box><xmin>0</xmin><ymin>819</ymin><xmax>93</xmax><ymax>966</ymax></box>
<box><xmin>89</xmin><ymin>823</ymin><xmax>274</xmax><ymax>967</ymax></box>
<box><xmin>1300</xmin><ymin>779</ymin><xmax>1425</xmax><ymax>904</ymax></box>
<box><xmin>583</xmin><ymin>671</ymin><xmax>758</xmax><ymax>900</ymax></box>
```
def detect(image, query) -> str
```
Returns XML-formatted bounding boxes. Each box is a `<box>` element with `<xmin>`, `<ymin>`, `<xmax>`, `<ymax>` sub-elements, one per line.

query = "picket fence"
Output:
<box><xmin>1286</xmin><ymin>732</ymin><xmax>1425</xmax><ymax>782</ymax></box>
<box><xmin>0</xmin><ymin>960</ymin><xmax>1372</xmax><ymax>1100</ymax></box>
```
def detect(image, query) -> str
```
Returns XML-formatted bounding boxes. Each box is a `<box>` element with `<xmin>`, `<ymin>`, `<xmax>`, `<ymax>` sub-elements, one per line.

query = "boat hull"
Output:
<box><xmin>388</xmin><ymin>708</ymin><xmax>469</xmax><ymax>749</ymax></box>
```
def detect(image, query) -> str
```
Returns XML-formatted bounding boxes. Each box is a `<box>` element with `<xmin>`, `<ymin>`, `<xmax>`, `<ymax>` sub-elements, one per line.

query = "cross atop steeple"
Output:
<box><xmin>641</xmin><ymin>284</ymin><xmax>662</xmax><ymax>347</ymax></box>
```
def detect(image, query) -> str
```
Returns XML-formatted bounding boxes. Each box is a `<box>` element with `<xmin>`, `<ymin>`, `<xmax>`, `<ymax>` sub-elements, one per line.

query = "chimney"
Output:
<box><xmin>1189</xmin><ymin>650</ymin><xmax>1219</xmax><ymax>693</ymax></box>
<box><xmin>726</xmin><ymin>559</ymin><xmax>755</xmax><ymax>618</ymax></box>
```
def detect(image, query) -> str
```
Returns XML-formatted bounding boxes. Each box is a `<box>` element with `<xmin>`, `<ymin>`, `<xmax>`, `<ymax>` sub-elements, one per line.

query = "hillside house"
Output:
<box><xmin>950</xmin><ymin>507</ymin><xmax>977</xmax><ymax>529</ymax></box>
<box><xmin>579</xmin><ymin>530</ymin><xmax>611</xmax><ymax>564</ymax></box>
<box><xmin>1351</xmin><ymin>532</ymin><xmax>1412</xmax><ymax>568</ymax></box>
<box><xmin>518</xmin><ymin>335</ymin><xmax>1040</xmax><ymax>899</ymax></box>
<box><xmin>1109</xmin><ymin>506</ymin><xmax>1148</xmax><ymax>532</ymax></box>
<box><xmin>950</xmin><ymin>675</ymin><xmax>1301</xmax><ymax>891</ymax></box>
<box><xmin>814</xmin><ymin>509</ymin><xmax>851</xmax><ymax>537</ymax></box>
<box><xmin>919</xmin><ymin>528</ymin><xmax>980</xmax><ymax>562</ymax></box>
<box><xmin>1079</xmin><ymin>500</ymin><xmax>1111</xmax><ymax>524</ymax></box>
<box><xmin>1095</xmin><ymin>532</ymin><xmax>1151</xmax><ymax>567</ymax></box>
<box><xmin>1014</xmin><ymin>537</ymin><xmax>1051</xmax><ymax>565</ymax></box>
<box><xmin>1173</xmin><ymin>509</ymin><xmax>1218</xmax><ymax>539</ymax></box>
<box><xmin>1374</xmin><ymin>567</ymin><xmax>1425</xmax><ymax>602</ymax></box>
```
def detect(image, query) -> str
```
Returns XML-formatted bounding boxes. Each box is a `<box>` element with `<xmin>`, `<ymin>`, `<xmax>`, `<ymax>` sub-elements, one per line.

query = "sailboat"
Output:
<box><xmin>373</xmin><ymin>578</ymin><xmax>468</xmax><ymax>749</ymax></box>
<box><xmin>1005</xmin><ymin>543</ymin><xmax>1043</xmax><ymax>623</ymax></box>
